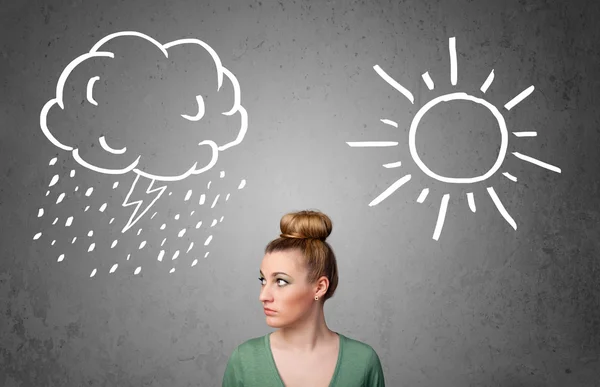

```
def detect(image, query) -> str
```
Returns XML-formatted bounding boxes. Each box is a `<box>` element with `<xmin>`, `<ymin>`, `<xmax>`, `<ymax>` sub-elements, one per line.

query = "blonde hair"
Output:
<box><xmin>265</xmin><ymin>210</ymin><xmax>339</xmax><ymax>302</ymax></box>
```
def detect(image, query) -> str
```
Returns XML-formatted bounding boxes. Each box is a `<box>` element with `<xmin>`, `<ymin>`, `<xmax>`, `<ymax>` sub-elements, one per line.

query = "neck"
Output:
<box><xmin>273</xmin><ymin>304</ymin><xmax>335</xmax><ymax>352</ymax></box>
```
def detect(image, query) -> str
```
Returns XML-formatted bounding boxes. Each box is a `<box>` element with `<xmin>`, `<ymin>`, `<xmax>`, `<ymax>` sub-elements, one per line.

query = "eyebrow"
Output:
<box><xmin>259</xmin><ymin>270</ymin><xmax>289</xmax><ymax>277</ymax></box>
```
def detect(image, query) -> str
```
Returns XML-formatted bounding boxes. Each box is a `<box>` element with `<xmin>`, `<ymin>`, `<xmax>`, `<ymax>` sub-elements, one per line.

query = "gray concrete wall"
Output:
<box><xmin>1</xmin><ymin>0</ymin><xmax>599</xmax><ymax>385</ymax></box>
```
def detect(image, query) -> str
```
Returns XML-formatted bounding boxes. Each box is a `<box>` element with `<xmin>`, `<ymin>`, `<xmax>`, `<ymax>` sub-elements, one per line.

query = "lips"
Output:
<box><xmin>264</xmin><ymin>308</ymin><xmax>276</xmax><ymax>312</ymax></box>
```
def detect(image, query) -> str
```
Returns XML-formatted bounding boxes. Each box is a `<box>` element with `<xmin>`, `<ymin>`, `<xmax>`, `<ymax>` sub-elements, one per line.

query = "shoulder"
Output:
<box><xmin>237</xmin><ymin>335</ymin><xmax>265</xmax><ymax>353</ymax></box>
<box><xmin>340</xmin><ymin>334</ymin><xmax>380</xmax><ymax>360</ymax></box>
<box><xmin>223</xmin><ymin>335</ymin><xmax>271</xmax><ymax>386</ymax></box>
<box><xmin>339</xmin><ymin>334</ymin><xmax>385</xmax><ymax>384</ymax></box>
<box><xmin>229</xmin><ymin>335</ymin><xmax>266</xmax><ymax>361</ymax></box>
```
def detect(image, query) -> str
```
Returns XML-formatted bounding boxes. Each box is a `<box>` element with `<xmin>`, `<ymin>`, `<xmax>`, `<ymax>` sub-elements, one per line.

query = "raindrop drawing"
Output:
<box><xmin>35</xmin><ymin>31</ymin><xmax>249</xmax><ymax>275</ymax></box>
<box><xmin>348</xmin><ymin>36</ymin><xmax>561</xmax><ymax>241</ymax></box>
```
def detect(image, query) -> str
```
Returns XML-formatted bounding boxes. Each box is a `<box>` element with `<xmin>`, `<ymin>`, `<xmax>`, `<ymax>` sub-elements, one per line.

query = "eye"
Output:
<box><xmin>181</xmin><ymin>95</ymin><xmax>205</xmax><ymax>121</ymax></box>
<box><xmin>258</xmin><ymin>277</ymin><xmax>288</xmax><ymax>286</ymax></box>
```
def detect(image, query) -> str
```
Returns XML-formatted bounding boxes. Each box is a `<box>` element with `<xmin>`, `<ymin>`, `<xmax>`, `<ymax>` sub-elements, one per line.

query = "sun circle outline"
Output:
<box><xmin>408</xmin><ymin>92</ymin><xmax>508</xmax><ymax>184</ymax></box>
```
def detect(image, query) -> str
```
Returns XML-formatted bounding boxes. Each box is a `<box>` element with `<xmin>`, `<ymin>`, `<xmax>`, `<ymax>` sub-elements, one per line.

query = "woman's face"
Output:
<box><xmin>259</xmin><ymin>249</ymin><xmax>317</xmax><ymax>328</ymax></box>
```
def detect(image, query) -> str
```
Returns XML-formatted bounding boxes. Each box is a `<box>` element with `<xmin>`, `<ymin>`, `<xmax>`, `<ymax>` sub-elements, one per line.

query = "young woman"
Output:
<box><xmin>222</xmin><ymin>210</ymin><xmax>386</xmax><ymax>386</ymax></box>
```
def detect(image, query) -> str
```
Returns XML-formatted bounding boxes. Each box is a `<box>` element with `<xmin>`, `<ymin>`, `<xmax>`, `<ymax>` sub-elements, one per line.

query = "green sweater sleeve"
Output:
<box><xmin>222</xmin><ymin>347</ymin><xmax>241</xmax><ymax>387</ymax></box>
<box><xmin>365</xmin><ymin>349</ymin><xmax>386</xmax><ymax>386</ymax></box>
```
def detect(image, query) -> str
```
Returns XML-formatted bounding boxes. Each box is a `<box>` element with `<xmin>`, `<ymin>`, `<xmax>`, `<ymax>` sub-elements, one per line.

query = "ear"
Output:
<box><xmin>316</xmin><ymin>276</ymin><xmax>329</xmax><ymax>297</ymax></box>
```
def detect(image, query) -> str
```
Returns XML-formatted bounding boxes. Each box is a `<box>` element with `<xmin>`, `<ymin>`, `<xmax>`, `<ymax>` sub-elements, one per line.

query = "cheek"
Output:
<box><xmin>283</xmin><ymin>291</ymin><xmax>312</xmax><ymax>313</ymax></box>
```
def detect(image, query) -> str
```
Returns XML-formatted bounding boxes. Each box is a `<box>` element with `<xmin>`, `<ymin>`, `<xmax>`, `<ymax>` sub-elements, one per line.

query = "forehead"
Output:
<box><xmin>260</xmin><ymin>249</ymin><xmax>306</xmax><ymax>274</ymax></box>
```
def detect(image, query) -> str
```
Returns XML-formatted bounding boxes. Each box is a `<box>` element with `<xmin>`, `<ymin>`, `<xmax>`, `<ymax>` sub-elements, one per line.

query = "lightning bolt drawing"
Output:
<box><xmin>121</xmin><ymin>174</ymin><xmax>167</xmax><ymax>233</ymax></box>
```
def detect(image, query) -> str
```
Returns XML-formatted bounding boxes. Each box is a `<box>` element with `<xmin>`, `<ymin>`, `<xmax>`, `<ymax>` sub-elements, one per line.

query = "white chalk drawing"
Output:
<box><xmin>348</xmin><ymin>36</ymin><xmax>561</xmax><ymax>241</ymax></box>
<box><xmin>35</xmin><ymin>31</ymin><xmax>248</xmax><ymax>276</ymax></box>
<box><xmin>38</xmin><ymin>155</ymin><xmax>246</xmax><ymax>277</ymax></box>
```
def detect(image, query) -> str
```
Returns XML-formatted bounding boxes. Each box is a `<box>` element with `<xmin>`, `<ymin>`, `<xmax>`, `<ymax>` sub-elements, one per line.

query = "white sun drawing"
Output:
<box><xmin>347</xmin><ymin>36</ymin><xmax>562</xmax><ymax>241</ymax></box>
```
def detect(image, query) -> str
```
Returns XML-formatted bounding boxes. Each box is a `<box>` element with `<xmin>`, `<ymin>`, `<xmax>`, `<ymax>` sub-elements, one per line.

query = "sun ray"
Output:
<box><xmin>373</xmin><ymin>65</ymin><xmax>415</xmax><ymax>104</ymax></box>
<box><xmin>512</xmin><ymin>131</ymin><xmax>537</xmax><ymax>137</ymax></box>
<box><xmin>382</xmin><ymin>161</ymin><xmax>402</xmax><ymax>168</ymax></box>
<box><xmin>504</xmin><ymin>85</ymin><xmax>535</xmax><ymax>110</ymax></box>
<box><xmin>480</xmin><ymin>69</ymin><xmax>494</xmax><ymax>93</ymax></box>
<box><xmin>416</xmin><ymin>188</ymin><xmax>429</xmax><ymax>203</ymax></box>
<box><xmin>422</xmin><ymin>71</ymin><xmax>434</xmax><ymax>90</ymax></box>
<box><xmin>369</xmin><ymin>174</ymin><xmax>412</xmax><ymax>207</ymax></box>
<box><xmin>512</xmin><ymin>152</ymin><xmax>561</xmax><ymax>173</ymax></box>
<box><xmin>380</xmin><ymin>118</ymin><xmax>398</xmax><ymax>128</ymax></box>
<box><xmin>502</xmin><ymin>172</ymin><xmax>517</xmax><ymax>182</ymax></box>
<box><xmin>449</xmin><ymin>37</ymin><xmax>457</xmax><ymax>86</ymax></box>
<box><xmin>433</xmin><ymin>194</ymin><xmax>450</xmax><ymax>240</ymax></box>
<box><xmin>347</xmin><ymin>141</ymin><xmax>399</xmax><ymax>147</ymax></box>
<box><xmin>466</xmin><ymin>192</ymin><xmax>476</xmax><ymax>212</ymax></box>
<box><xmin>487</xmin><ymin>187</ymin><xmax>517</xmax><ymax>230</ymax></box>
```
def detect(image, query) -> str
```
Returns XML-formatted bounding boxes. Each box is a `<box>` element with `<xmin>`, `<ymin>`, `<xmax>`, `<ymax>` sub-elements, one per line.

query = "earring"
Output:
<box><xmin>314</xmin><ymin>295</ymin><xmax>319</xmax><ymax>301</ymax></box>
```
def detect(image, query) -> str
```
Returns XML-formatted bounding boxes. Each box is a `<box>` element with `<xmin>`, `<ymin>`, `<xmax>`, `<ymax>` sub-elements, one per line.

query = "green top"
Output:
<box><xmin>222</xmin><ymin>332</ymin><xmax>385</xmax><ymax>386</ymax></box>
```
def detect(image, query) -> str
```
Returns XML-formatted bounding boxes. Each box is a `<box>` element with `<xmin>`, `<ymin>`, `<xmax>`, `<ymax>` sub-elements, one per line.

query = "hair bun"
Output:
<box><xmin>279</xmin><ymin>210</ymin><xmax>332</xmax><ymax>241</ymax></box>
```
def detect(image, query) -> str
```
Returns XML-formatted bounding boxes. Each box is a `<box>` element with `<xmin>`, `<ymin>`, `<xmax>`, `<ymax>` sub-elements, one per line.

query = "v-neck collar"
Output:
<box><xmin>265</xmin><ymin>332</ymin><xmax>344</xmax><ymax>387</ymax></box>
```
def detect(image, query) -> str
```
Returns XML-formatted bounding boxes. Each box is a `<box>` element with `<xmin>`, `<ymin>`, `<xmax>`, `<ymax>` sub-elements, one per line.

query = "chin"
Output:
<box><xmin>265</xmin><ymin>318</ymin><xmax>284</xmax><ymax>328</ymax></box>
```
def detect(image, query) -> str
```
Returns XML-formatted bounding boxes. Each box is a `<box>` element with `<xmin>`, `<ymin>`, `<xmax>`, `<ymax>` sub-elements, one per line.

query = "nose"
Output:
<box><xmin>259</xmin><ymin>286</ymin><xmax>271</xmax><ymax>304</ymax></box>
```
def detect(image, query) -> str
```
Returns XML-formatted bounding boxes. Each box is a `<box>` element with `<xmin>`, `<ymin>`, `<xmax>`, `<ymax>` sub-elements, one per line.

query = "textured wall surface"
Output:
<box><xmin>1</xmin><ymin>0</ymin><xmax>599</xmax><ymax>386</ymax></box>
